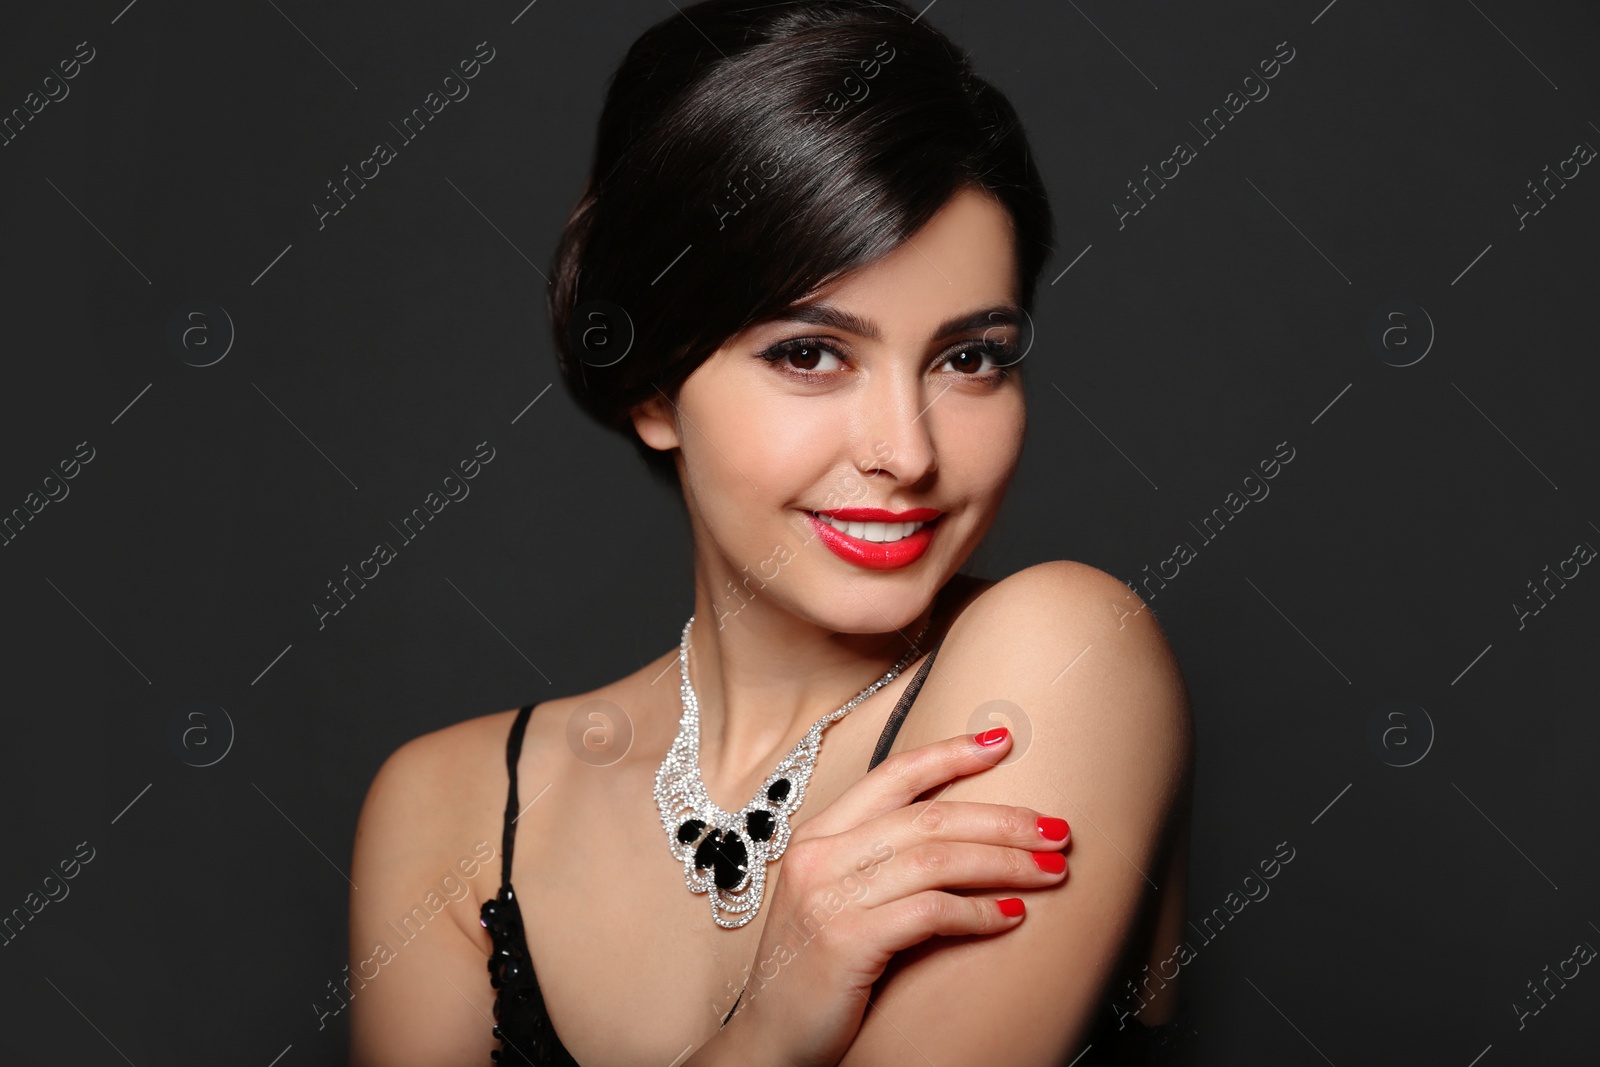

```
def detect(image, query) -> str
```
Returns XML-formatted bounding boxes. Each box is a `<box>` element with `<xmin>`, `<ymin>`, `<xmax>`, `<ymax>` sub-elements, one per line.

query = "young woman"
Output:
<box><xmin>349</xmin><ymin>2</ymin><xmax>1193</xmax><ymax>1064</ymax></box>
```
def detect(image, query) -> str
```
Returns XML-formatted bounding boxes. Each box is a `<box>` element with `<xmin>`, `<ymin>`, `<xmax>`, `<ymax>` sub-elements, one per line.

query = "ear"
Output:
<box><xmin>630</xmin><ymin>392</ymin><xmax>681</xmax><ymax>451</ymax></box>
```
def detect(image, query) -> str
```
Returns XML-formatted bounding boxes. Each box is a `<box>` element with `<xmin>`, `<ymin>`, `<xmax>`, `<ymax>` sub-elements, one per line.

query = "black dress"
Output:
<box><xmin>477</xmin><ymin>639</ymin><xmax>1194</xmax><ymax>1064</ymax></box>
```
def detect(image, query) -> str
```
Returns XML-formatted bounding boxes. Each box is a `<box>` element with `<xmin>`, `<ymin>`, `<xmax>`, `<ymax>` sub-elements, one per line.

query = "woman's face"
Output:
<box><xmin>633</xmin><ymin>186</ymin><xmax>1027</xmax><ymax>635</ymax></box>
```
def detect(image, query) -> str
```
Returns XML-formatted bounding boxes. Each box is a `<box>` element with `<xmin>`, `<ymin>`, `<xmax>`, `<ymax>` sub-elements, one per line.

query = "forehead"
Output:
<box><xmin>788</xmin><ymin>188</ymin><xmax>1019</xmax><ymax>333</ymax></box>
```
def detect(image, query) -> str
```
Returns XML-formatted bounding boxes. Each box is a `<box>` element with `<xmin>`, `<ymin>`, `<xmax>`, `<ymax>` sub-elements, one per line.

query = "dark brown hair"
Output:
<box><xmin>548</xmin><ymin>0</ymin><xmax>1054</xmax><ymax>485</ymax></box>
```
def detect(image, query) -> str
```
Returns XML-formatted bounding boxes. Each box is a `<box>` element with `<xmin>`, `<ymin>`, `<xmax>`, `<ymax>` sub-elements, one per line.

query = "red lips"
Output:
<box><xmin>805</xmin><ymin>508</ymin><xmax>941</xmax><ymax>570</ymax></box>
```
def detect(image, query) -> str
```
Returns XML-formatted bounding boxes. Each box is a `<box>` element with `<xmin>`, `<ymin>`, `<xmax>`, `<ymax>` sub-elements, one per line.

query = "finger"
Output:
<box><xmin>871</xmin><ymin>890</ymin><xmax>1026</xmax><ymax>955</ymax></box>
<box><xmin>863</xmin><ymin>839</ymin><xmax>1069</xmax><ymax>901</ymax></box>
<box><xmin>888</xmin><ymin>799</ymin><xmax>1072</xmax><ymax>851</ymax></box>
<box><xmin>799</xmin><ymin>730</ymin><xmax>1012</xmax><ymax>840</ymax></box>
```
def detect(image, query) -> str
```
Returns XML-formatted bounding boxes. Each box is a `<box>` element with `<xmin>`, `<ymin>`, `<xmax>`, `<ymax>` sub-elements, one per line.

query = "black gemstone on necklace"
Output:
<box><xmin>693</xmin><ymin>830</ymin><xmax>721</xmax><ymax>872</ymax></box>
<box><xmin>747</xmin><ymin>810</ymin><xmax>775</xmax><ymax>842</ymax></box>
<box><xmin>713</xmin><ymin>831</ymin><xmax>748</xmax><ymax>890</ymax></box>
<box><xmin>767</xmin><ymin>778</ymin><xmax>791</xmax><ymax>803</ymax></box>
<box><xmin>693</xmin><ymin>828</ymin><xmax>750</xmax><ymax>891</ymax></box>
<box><xmin>678</xmin><ymin>818</ymin><xmax>707</xmax><ymax>844</ymax></box>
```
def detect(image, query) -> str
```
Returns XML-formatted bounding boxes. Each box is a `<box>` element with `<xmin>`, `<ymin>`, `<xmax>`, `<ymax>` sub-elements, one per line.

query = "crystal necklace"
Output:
<box><xmin>654</xmin><ymin>614</ymin><xmax>933</xmax><ymax>928</ymax></box>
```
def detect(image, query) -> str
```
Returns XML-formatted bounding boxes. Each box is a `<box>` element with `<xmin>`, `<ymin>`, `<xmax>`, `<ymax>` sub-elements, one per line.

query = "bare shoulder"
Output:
<box><xmin>950</xmin><ymin>559</ymin><xmax>1171</xmax><ymax>646</ymax></box>
<box><xmin>352</xmin><ymin>684</ymin><xmax>626</xmax><ymax>877</ymax></box>
<box><xmin>346</xmin><ymin>685</ymin><xmax>636</xmax><ymax>1067</ymax></box>
<box><xmin>356</xmin><ymin>708</ymin><xmax>519</xmax><ymax>836</ymax></box>
<box><xmin>942</xmin><ymin>559</ymin><xmax>1190</xmax><ymax>761</ymax></box>
<box><xmin>350</xmin><ymin>708</ymin><xmax>528</xmax><ymax>923</ymax></box>
<box><xmin>919</xmin><ymin>558</ymin><xmax>1194</xmax><ymax>838</ymax></box>
<box><xmin>346</xmin><ymin>707</ymin><xmax>529</xmax><ymax>1066</ymax></box>
<box><xmin>352</xmin><ymin>653</ymin><xmax>676</xmax><ymax>879</ymax></box>
<box><xmin>838</xmin><ymin>562</ymin><xmax>1193</xmax><ymax>1062</ymax></box>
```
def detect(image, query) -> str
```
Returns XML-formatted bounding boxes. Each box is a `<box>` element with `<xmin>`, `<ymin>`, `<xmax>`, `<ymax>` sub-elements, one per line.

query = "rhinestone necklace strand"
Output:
<box><xmin>654</xmin><ymin>615</ymin><xmax>933</xmax><ymax>928</ymax></box>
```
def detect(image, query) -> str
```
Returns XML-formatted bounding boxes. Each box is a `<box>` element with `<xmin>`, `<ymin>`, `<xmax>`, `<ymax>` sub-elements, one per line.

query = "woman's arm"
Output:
<box><xmin>837</xmin><ymin>561</ymin><xmax>1194</xmax><ymax>1066</ymax></box>
<box><xmin>348</xmin><ymin>725</ymin><xmax>504</xmax><ymax>1067</ymax></box>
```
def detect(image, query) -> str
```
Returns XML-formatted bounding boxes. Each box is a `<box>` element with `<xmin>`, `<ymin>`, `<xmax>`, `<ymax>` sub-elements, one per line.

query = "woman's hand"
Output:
<box><xmin>723</xmin><ymin>727</ymin><xmax>1072</xmax><ymax>1067</ymax></box>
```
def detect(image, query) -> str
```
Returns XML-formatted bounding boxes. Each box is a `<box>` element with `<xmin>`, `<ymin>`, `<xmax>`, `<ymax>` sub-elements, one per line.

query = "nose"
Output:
<box><xmin>855</xmin><ymin>365</ymin><xmax>938</xmax><ymax>483</ymax></box>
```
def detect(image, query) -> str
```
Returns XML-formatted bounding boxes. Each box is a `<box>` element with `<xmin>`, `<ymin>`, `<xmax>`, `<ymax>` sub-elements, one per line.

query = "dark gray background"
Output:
<box><xmin>2</xmin><ymin>0</ymin><xmax>1595</xmax><ymax>1064</ymax></box>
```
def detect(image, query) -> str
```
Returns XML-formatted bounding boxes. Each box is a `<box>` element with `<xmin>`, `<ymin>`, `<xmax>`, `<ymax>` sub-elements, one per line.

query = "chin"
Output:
<box><xmin>790</xmin><ymin>573</ymin><xmax>947</xmax><ymax>637</ymax></box>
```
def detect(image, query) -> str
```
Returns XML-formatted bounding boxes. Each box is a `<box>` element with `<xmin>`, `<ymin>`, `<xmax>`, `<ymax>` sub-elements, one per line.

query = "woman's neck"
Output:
<box><xmin>679</xmin><ymin>585</ymin><xmax>941</xmax><ymax>809</ymax></box>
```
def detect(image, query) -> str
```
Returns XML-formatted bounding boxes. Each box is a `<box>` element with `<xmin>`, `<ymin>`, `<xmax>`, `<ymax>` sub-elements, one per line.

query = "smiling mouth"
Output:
<box><xmin>803</xmin><ymin>510</ymin><xmax>942</xmax><ymax>570</ymax></box>
<box><xmin>809</xmin><ymin>511</ymin><xmax>935</xmax><ymax>544</ymax></box>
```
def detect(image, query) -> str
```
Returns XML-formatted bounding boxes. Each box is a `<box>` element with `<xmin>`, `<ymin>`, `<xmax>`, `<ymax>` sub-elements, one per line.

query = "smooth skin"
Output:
<box><xmin>348</xmin><ymin>185</ymin><xmax>1192</xmax><ymax>1066</ymax></box>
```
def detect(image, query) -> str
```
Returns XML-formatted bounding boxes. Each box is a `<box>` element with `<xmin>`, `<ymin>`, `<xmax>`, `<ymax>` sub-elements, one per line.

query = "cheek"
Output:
<box><xmin>711</xmin><ymin>385</ymin><xmax>841</xmax><ymax>486</ymax></box>
<box><xmin>682</xmin><ymin>388</ymin><xmax>826</xmax><ymax>527</ymax></box>
<box><xmin>748</xmin><ymin>404</ymin><xmax>824</xmax><ymax>471</ymax></box>
<box><xmin>948</xmin><ymin>395</ymin><xmax>1025</xmax><ymax>482</ymax></box>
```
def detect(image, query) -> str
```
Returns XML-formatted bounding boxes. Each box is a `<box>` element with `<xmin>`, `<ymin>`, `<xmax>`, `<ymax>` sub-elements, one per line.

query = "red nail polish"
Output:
<box><xmin>974</xmin><ymin>727</ymin><xmax>1008</xmax><ymax>746</ymax></box>
<box><xmin>997</xmin><ymin>897</ymin><xmax>1025</xmax><ymax>917</ymax></box>
<box><xmin>1032</xmin><ymin>851</ymin><xmax>1065</xmax><ymax>873</ymax></box>
<box><xmin>1037</xmin><ymin>817</ymin><xmax>1069</xmax><ymax>841</ymax></box>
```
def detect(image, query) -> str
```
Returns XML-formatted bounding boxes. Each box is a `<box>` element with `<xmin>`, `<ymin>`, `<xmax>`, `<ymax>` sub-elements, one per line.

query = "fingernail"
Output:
<box><xmin>974</xmin><ymin>727</ymin><xmax>1009</xmax><ymax>747</ymax></box>
<box><xmin>997</xmin><ymin>897</ymin><xmax>1025</xmax><ymax>917</ymax></box>
<box><xmin>1032</xmin><ymin>851</ymin><xmax>1065</xmax><ymax>874</ymax></box>
<box><xmin>1037</xmin><ymin>817</ymin><xmax>1069</xmax><ymax>841</ymax></box>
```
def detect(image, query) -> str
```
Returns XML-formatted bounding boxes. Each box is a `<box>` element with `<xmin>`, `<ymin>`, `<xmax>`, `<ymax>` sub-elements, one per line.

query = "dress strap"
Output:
<box><xmin>868</xmin><ymin>638</ymin><xmax>944</xmax><ymax>771</ymax></box>
<box><xmin>499</xmin><ymin>704</ymin><xmax>537</xmax><ymax>894</ymax></box>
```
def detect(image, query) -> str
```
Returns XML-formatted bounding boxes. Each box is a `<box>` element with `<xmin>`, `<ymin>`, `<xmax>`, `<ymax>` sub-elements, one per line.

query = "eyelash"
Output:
<box><xmin>755</xmin><ymin>337</ymin><xmax>1018</xmax><ymax>384</ymax></box>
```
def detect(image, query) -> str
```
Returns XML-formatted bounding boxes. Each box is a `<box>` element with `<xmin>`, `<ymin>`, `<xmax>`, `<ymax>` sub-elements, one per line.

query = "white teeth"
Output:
<box><xmin>814</xmin><ymin>513</ymin><xmax>928</xmax><ymax>543</ymax></box>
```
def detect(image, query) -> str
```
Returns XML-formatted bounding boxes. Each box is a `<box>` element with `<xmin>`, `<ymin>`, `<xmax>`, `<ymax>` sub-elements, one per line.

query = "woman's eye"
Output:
<box><xmin>757</xmin><ymin>338</ymin><xmax>1016</xmax><ymax>381</ymax></box>
<box><xmin>940</xmin><ymin>341</ymin><xmax>1017</xmax><ymax>377</ymax></box>
<box><xmin>759</xmin><ymin>340</ymin><xmax>845</xmax><ymax>376</ymax></box>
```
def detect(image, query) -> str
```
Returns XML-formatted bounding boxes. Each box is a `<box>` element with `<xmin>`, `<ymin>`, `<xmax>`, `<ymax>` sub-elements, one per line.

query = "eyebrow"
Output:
<box><xmin>769</xmin><ymin>301</ymin><xmax>1024</xmax><ymax>342</ymax></box>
